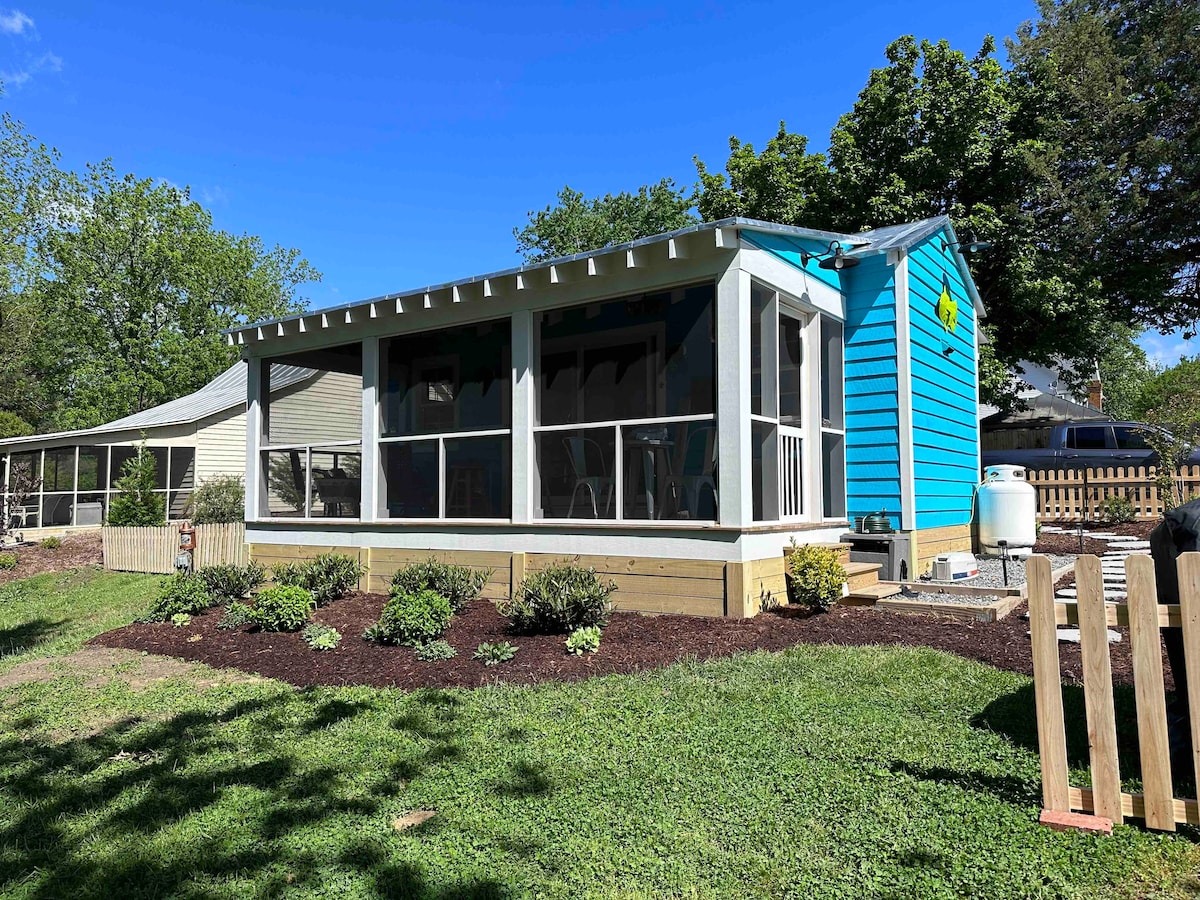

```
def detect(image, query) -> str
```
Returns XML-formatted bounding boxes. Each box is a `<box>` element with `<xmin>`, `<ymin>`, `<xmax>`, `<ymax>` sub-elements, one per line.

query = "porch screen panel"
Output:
<box><xmin>820</xmin><ymin>315</ymin><xmax>847</xmax><ymax>519</ymax></box>
<box><xmin>380</xmin><ymin>320</ymin><xmax>511</xmax><ymax>520</ymax></box>
<box><xmin>260</xmin><ymin>342</ymin><xmax>364</xmax><ymax>520</ymax></box>
<box><xmin>534</xmin><ymin>282</ymin><xmax>717</xmax><ymax>521</ymax></box>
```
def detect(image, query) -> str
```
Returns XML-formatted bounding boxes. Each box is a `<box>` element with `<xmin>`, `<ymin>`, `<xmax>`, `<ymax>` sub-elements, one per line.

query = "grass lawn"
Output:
<box><xmin>0</xmin><ymin>568</ymin><xmax>1198</xmax><ymax>898</ymax></box>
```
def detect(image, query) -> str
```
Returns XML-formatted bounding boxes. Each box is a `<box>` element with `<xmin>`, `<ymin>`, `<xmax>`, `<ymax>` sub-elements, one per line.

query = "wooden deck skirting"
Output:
<box><xmin>248</xmin><ymin>542</ymin><xmax>797</xmax><ymax>618</ymax></box>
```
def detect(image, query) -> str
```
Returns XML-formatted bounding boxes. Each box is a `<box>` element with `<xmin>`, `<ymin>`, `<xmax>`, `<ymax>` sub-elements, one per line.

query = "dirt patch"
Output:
<box><xmin>92</xmin><ymin>593</ymin><xmax>1169</xmax><ymax>691</ymax></box>
<box><xmin>0</xmin><ymin>534</ymin><xmax>103</xmax><ymax>584</ymax></box>
<box><xmin>0</xmin><ymin>645</ymin><xmax>260</xmax><ymax>691</ymax></box>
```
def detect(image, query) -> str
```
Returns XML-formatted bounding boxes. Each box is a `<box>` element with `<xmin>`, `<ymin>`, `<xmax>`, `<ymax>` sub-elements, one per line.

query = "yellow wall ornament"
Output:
<box><xmin>936</xmin><ymin>275</ymin><xmax>958</xmax><ymax>332</ymax></box>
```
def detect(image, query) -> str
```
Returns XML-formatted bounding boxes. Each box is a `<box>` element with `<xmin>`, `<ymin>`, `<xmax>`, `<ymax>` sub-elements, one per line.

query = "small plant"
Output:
<box><xmin>302</xmin><ymin>623</ymin><xmax>341</xmax><ymax>651</ymax></box>
<box><xmin>785</xmin><ymin>540</ymin><xmax>847</xmax><ymax>611</ymax></box>
<box><xmin>1099</xmin><ymin>494</ymin><xmax>1135</xmax><ymax>524</ymax></box>
<box><xmin>216</xmin><ymin>602</ymin><xmax>256</xmax><ymax>631</ymax></box>
<box><xmin>188</xmin><ymin>475</ymin><xmax>245</xmax><ymax>524</ymax></box>
<box><xmin>499</xmin><ymin>561</ymin><xmax>616</xmax><ymax>634</ymax></box>
<box><xmin>197</xmin><ymin>561</ymin><xmax>266</xmax><ymax>601</ymax></box>
<box><xmin>39</xmin><ymin>536</ymin><xmax>61</xmax><ymax>550</ymax></box>
<box><xmin>391</xmin><ymin>558</ymin><xmax>490</xmax><ymax>612</ymax></box>
<box><xmin>0</xmin><ymin>552</ymin><xmax>17</xmax><ymax>571</ymax></box>
<box><xmin>170</xmin><ymin>613</ymin><xmax>192</xmax><ymax>628</ymax></box>
<box><xmin>565</xmin><ymin>626</ymin><xmax>601</xmax><ymax>656</ymax></box>
<box><xmin>474</xmin><ymin>641</ymin><xmax>517</xmax><ymax>666</ymax></box>
<box><xmin>415</xmin><ymin>639</ymin><xmax>458</xmax><ymax>661</ymax></box>
<box><xmin>107</xmin><ymin>440</ymin><xmax>166</xmax><ymax>526</ymax></box>
<box><xmin>372</xmin><ymin>589</ymin><xmax>453</xmax><ymax>646</ymax></box>
<box><xmin>273</xmin><ymin>553</ymin><xmax>364</xmax><ymax>606</ymax></box>
<box><xmin>252</xmin><ymin>585</ymin><xmax>315</xmax><ymax>632</ymax></box>
<box><xmin>141</xmin><ymin>573</ymin><xmax>216</xmax><ymax>622</ymax></box>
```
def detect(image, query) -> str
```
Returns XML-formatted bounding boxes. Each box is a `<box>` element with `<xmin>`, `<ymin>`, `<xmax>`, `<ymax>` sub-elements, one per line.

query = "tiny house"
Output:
<box><xmin>227</xmin><ymin>216</ymin><xmax>983</xmax><ymax>616</ymax></box>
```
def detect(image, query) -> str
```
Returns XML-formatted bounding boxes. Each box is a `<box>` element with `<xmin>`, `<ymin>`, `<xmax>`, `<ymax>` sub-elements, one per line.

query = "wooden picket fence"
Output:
<box><xmin>1027</xmin><ymin>465</ymin><xmax>1200</xmax><ymax>522</ymax></box>
<box><xmin>102</xmin><ymin>523</ymin><xmax>247</xmax><ymax>574</ymax></box>
<box><xmin>1029</xmin><ymin>552</ymin><xmax>1200</xmax><ymax>831</ymax></box>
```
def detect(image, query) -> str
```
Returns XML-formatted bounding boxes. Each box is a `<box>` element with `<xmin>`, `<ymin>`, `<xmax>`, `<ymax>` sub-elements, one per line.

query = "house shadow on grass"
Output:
<box><xmin>0</xmin><ymin>689</ymin><xmax>513</xmax><ymax>898</ymax></box>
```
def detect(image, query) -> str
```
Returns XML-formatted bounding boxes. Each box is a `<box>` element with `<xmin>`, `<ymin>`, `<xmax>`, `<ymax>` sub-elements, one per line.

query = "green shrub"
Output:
<box><xmin>189</xmin><ymin>475</ymin><xmax>245</xmax><ymax>524</ymax></box>
<box><xmin>170</xmin><ymin>613</ymin><xmax>192</xmax><ymax>628</ymax></box>
<box><xmin>474</xmin><ymin>641</ymin><xmax>517</xmax><ymax>666</ymax></box>
<box><xmin>499</xmin><ymin>561</ymin><xmax>615</xmax><ymax>634</ymax></box>
<box><xmin>273</xmin><ymin>553</ymin><xmax>364</xmax><ymax>606</ymax></box>
<box><xmin>197</xmin><ymin>561</ymin><xmax>266</xmax><ymax>601</ymax></box>
<box><xmin>252</xmin><ymin>585</ymin><xmax>315</xmax><ymax>632</ymax></box>
<box><xmin>415</xmin><ymin>639</ymin><xmax>458</xmax><ymax>661</ymax></box>
<box><xmin>372</xmin><ymin>589</ymin><xmax>453</xmax><ymax>646</ymax></box>
<box><xmin>107</xmin><ymin>442</ymin><xmax>165</xmax><ymax>526</ymax></box>
<box><xmin>785</xmin><ymin>541</ymin><xmax>846</xmax><ymax>611</ymax></box>
<box><xmin>0</xmin><ymin>552</ymin><xmax>17</xmax><ymax>571</ymax></box>
<box><xmin>1099</xmin><ymin>494</ymin><xmax>1135</xmax><ymax>524</ymax></box>
<box><xmin>39</xmin><ymin>536</ymin><xmax>61</xmax><ymax>550</ymax></box>
<box><xmin>565</xmin><ymin>626</ymin><xmax>601</xmax><ymax>656</ymax></box>
<box><xmin>217</xmin><ymin>602</ymin><xmax>256</xmax><ymax>631</ymax></box>
<box><xmin>141</xmin><ymin>574</ymin><xmax>216</xmax><ymax>622</ymax></box>
<box><xmin>391</xmin><ymin>558</ymin><xmax>490</xmax><ymax>612</ymax></box>
<box><xmin>302</xmin><ymin>623</ymin><xmax>341</xmax><ymax>651</ymax></box>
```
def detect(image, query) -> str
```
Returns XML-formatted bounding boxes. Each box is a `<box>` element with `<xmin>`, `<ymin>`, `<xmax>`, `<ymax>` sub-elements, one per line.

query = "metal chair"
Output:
<box><xmin>563</xmin><ymin>436</ymin><xmax>614</xmax><ymax>518</ymax></box>
<box><xmin>665</xmin><ymin>426</ymin><xmax>718</xmax><ymax>519</ymax></box>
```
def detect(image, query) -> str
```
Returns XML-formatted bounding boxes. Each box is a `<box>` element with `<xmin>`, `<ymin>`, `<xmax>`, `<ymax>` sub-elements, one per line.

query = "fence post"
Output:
<box><xmin>1178</xmin><ymin>553</ymin><xmax>1200</xmax><ymax>797</ymax></box>
<box><xmin>1028</xmin><ymin>555</ymin><xmax>1071</xmax><ymax>813</ymax></box>
<box><xmin>1126</xmin><ymin>554</ymin><xmax>1175</xmax><ymax>831</ymax></box>
<box><xmin>1076</xmin><ymin>555</ymin><xmax>1123</xmax><ymax>824</ymax></box>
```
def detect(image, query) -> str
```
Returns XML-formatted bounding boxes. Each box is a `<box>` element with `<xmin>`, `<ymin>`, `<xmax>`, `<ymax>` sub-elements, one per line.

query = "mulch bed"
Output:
<box><xmin>92</xmin><ymin>592</ymin><xmax>1169</xmax><ymax>691</ymax></box>
<box><xmin>0</xmin><ymin>534</ymin><xmax>103</xmax><ymax>584</ymax></box>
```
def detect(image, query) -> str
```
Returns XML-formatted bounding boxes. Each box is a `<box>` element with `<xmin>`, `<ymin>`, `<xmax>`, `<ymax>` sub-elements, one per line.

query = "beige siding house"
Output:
<box><xmin>0</xmin><ymin>363</ymin><xmax>359</xmax><ymax>535</ymax></box>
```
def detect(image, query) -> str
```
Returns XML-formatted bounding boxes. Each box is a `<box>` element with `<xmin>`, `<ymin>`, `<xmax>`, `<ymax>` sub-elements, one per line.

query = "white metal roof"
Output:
<box><xmin>0</xmin><ymin>362</ymin><xmax>315</xmax><ymax>450</ymax></box>
<box><xmin>225</xmin><ymin>215</ymin><xmax>985</xmax><ymax>347</ymax></box>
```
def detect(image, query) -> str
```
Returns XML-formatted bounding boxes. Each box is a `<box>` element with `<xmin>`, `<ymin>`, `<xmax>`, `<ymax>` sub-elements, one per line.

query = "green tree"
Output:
<box><xmin>107</xmin><ymin>442</ymin><xmax>165</xmax><ymax>527</ymax></box>
<box><xmin>0</xmin><ymin>411</ymin><xmax>32</xmax><ymax>438</ymax></box>
<box><xmin>0</xmin><ymin>96</ymin><xmax>71</xmax><ymax>427</ymax></box>
<box><xmin>513</xmin><ymin>179</ymin><xmax>696</xmax><ymax>262</ymax></box>
<box><xmin>38</xmin><ymin>162</ymin><xmax>319</xmax><ymax>429</ymax></box>
<box><xmin>1133</xmin><ymin>356</ymin><xmax>1200</xmax><ymax>422</ymax></box>
<box><xmin>694</xmin><ymin>124</ymin><xmax>831</xmax><ymax>226</ymax></box>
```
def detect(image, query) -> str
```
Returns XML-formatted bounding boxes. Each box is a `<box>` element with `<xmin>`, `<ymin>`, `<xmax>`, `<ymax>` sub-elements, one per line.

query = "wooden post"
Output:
<box><xmin>511</xmin><ymin>551</ymin><xmax>527</xmax><ymax>601</ymax></box>
<box><xmin>1177</xmin><ymin>553</ymin><xmax>1200</xmax><ymax>795</ymax></box>
<box><xmin>1126</xmin><ymin>554</ymin><xmax>1175</xmax><ymax>831</ymax></box>
<box><xmin>1028</xmin><ymin>555</ymin><xmax>1071</xmax><ymax>813</ymax></box>
<box><xmin>1076</xmin><ymin>555</ymin><xmax>1123</xmax><ymax>824</ymax></box>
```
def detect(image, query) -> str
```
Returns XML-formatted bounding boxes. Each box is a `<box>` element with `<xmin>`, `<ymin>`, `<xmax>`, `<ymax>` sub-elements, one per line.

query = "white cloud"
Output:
<box><xmin>0</xmin><ymin>9</ymin><xmax>33</xmax><ymax>35</ymax></box>
<box><xmin>200</xmin><ymin>186</ymin><xmax>229</xmax><ymax>207</ymax></box>
<box><xmin>1138</xmin><ymin>327</ymin><xmax>1197</xmax><ymax>367</ymax></box>
<box><xmin>2</xmin><ymin>50</ymin><xmax>64</xmax><ymax>89</ymax></box>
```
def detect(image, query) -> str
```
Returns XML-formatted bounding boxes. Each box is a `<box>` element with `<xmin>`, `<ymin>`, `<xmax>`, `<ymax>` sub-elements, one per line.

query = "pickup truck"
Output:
<box><xmin>981</xmin><ymin>420</ymin><xmax>1200</xmax><ymax>471</ymax></box>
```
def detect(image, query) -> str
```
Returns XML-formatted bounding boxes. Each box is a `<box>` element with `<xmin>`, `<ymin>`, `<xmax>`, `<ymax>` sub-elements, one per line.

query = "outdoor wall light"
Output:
<box><xmin>801</xmin><ymin>240</ymin><xmax>864</xmax><ymax>271</ymax></box>
<box><xmin>940</xmin><ymin>237</ymin><xmax>992</xmax><ymax>254</ymax></box>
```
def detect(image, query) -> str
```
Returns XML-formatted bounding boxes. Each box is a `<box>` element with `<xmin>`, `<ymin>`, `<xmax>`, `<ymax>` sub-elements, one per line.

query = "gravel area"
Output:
<box><xmin>917</xmin><ymin>554</ymin><xmax>1074</xmax><ymax>595</ymax></box>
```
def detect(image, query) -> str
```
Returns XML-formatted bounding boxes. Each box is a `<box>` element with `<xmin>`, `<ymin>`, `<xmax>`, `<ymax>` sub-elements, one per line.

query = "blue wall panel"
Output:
<box><xmin>841</xmin><ymin>254</ymin><xmax>903</xmax><ymax>528</ymax></box>
<box><xmin>906</xmin><ymin>231</ymin><xmax>981</xmax><ymax>531</ymax></box>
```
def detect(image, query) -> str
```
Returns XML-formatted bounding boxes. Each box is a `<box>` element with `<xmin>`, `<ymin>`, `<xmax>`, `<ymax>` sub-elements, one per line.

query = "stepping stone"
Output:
<box><xmin>1040</xmin><ymin>526</ymin><xmax>1064</xmax><ymax>533</ymax></box>
<box><xmin>1056</xmin><ymin>588</ymin><xmax>1127</xmax><ymax>599</ymax></box>
<box><xmin>1102</xmin><ymin>575</ymin><xmax>1126</xmax><ymax>583</ymax></box>
<box><xmin>1109</xmin><ymin>541</ymin><xmax>1151</xmax><ymax>549</ymax></box>
<box><xmin>1056</xmin><ymin>627</ymin><xmax>1121</xmax><ymax>644</ymax></box>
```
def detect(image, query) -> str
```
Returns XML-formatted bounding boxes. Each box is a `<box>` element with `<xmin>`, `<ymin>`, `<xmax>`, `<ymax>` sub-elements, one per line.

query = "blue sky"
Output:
<box><xmin>2</xmin><ymin>0</ymin><xmax>1192</xmax><ymax>364</ymax></box>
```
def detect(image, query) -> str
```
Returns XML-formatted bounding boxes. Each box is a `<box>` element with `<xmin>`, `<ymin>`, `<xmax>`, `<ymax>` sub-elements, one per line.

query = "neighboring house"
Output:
<box><xmin>980</xmin><ymin>391</ymin><xmax>1112</xmax><ymax>454</ymax></box>
<box><xmin>228</xmin><ymin>215</ymin><xmax>984</xmax><ymax>615</ymax></box>
<box><xmin>0</xmin><ymin>363</ymin><xmax>360</xmax><ymax>534</ymax></box>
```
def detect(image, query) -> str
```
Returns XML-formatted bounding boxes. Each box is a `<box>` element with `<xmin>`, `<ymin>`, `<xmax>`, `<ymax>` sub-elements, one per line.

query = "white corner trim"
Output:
<box><xmin>893</xmin><ymin>252</ymin><xmax>916</xmax><ymax>532</ymax></box>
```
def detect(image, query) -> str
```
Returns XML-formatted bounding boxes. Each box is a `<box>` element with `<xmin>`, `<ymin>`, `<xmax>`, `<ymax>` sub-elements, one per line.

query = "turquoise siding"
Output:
<box><xmin>842</xmin><ymin>255</ymin><xmax>902</xmax><ymax>529</ymax></box>
<box><xmin>906</xmin><ymin>230</ymin><xmax>980</xmax><ymax>530</ymax></box>
<box><xmin>740</xmin><ymin>231</ymin><xmax>846</xmax><ymax>292</ymax></box>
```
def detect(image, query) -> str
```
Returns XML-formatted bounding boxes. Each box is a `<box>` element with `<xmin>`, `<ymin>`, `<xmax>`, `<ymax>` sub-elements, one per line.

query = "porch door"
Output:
<box><xmin>777</xmin><ymin>309</ymin><xmax>806</xmax><ymax>521</ymax></box>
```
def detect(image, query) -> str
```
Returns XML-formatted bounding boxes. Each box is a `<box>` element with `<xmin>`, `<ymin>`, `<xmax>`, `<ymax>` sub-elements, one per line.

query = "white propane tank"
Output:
<box><xmin>978</xmin><ymin>464</ymin><xmax>1038</xmax><ymax>557</ymax></box>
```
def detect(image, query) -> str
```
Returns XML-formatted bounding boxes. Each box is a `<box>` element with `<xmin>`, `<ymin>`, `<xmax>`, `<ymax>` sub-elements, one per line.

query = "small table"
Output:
<box><xmin>624</xmin><ymin>431</ymin><xmax>675</xmax><ymax>519</ymax></box>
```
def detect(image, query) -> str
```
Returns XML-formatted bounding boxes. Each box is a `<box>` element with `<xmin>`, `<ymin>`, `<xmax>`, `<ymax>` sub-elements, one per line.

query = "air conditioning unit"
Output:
<box><xmin>932</xmin><ymin>551</ymin><xmax>979</xmax><ymax>582</ymax></box>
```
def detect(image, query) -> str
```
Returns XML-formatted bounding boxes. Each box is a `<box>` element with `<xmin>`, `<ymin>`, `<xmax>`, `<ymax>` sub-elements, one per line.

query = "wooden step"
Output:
<box><xmin>844</xmin><ymin>561</ymin><xmax>883</xmax><ymax>592</ymax></box>
<box><xmin>843</xmin><ymin>581</ymin><xmax>903</xmax><ymax>604</ymax></box>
